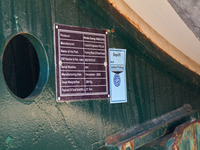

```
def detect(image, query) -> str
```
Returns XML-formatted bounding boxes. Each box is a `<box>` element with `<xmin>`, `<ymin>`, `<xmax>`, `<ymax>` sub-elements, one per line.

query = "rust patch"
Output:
<box><xmin>106</xmin><ymin>0</ymin><xmax>144</xmax><ymax>34</ymax></box>
<box><xmin>171</xmin><ymin>120</ymin><xmax>200</xmax><ymax>150</ymax></box>
<box><xmin>192</xmin><ymin>124</ymin><xmax>197</xmax><ymax>150</ymax></box>
<box><xmin>106</xmin><ymin>135</ymin><xmax>119</xmax><ymax>145</ymax></box>
<box><xmin>120</xmin><ymin>141</ymin><xmax>134</xmax><ymax>150</ymax></box>
<box><xmin>106</xmin><ymin>29</ymin><xmax>114</xmax><ymax>34</ymax></box>
<box><xmin>172</xmin><ymin>133</ymin><xmax>179</xmax><ymax>150</ymax></box>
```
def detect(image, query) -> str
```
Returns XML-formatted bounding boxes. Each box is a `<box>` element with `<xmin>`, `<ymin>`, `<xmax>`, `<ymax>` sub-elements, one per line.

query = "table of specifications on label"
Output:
<box><xmin>54</xmin><ymin>24</ymin><xmax>110</xmax><ymax>101</ymax></box>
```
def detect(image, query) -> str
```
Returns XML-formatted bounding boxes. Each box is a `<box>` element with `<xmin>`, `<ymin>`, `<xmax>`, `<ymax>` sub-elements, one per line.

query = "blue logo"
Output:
<box><xmin>114</xmin><ymin>74</ymin><xmax>121</xmax><ymax>87</ymax></box>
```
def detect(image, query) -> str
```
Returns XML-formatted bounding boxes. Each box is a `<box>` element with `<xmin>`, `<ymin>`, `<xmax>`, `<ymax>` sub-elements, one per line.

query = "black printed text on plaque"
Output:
<box><xmin>54</xmin><ymin>24</ymin><xmax>110</xmax><ymax>101</ymax></box>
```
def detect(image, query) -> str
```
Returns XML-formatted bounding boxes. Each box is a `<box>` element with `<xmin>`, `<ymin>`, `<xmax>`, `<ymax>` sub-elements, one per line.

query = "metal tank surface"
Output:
<box><xmin>1</xmin><ymin>0</ymin><xmax>200</xmax><ymax>150</ymax></box>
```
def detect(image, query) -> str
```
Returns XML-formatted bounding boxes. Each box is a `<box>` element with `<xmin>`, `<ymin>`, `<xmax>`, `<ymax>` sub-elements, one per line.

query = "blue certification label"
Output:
<box><xmin>109</xmin><ymin>49</ymin><xmax>127</xmax><ymax>103</ymax></box>
<box><xmin>114</xmin><ymin>74</ymin><xmax>121</xmax><ymax>87</ymax></box>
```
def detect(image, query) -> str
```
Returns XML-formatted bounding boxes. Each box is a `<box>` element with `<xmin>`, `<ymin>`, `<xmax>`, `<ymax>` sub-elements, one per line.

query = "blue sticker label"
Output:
<box><xmin>114</xmin><ymin>74</ymin><xmax>121</xmax><ymax>87</ymax></box>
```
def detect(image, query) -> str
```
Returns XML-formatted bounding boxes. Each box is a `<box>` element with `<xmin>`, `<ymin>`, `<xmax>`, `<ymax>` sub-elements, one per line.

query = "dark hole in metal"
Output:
<box><xmin>2</xmin><ymin>34</ymin><xmax>40</xmax><ymax>99</ymax></box>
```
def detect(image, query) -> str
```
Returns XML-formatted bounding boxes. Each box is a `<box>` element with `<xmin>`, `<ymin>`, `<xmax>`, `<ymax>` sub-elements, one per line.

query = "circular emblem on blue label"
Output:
<box><xmin>114</xmin><ymin>74</ymin><xmax>121</xmax><ymax>87</ymax></box>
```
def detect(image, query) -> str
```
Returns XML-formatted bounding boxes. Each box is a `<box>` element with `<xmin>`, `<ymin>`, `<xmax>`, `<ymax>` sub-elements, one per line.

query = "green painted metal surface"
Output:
<box><xmin>0</xmin><ymin>0</ymin><xmax>200</xmax><ymax>149</ymax></box>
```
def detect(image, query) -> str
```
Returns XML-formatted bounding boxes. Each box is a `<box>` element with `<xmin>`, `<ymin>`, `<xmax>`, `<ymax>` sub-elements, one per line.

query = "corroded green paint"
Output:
<box><xmin>142</xmin><ymin>120</ymin><xmax>200</xmax><ymax>150</ymax></box>
<box><xmin>0</xmin><ymin>0</ymin><xmax>200</xmax><ymax>150</ymax></box>
<box><xmin>101</xmin><ymin>105</ymin><xmax>198</xmax><ymax>150</ymax></box>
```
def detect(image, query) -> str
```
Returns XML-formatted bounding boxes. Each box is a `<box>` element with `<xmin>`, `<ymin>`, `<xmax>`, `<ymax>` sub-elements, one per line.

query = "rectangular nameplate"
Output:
<box><xmin>54</xmin><ymin>24</ymin><xmax>110</xmax><ymax>102</ymax></box>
